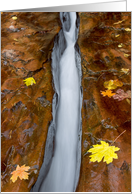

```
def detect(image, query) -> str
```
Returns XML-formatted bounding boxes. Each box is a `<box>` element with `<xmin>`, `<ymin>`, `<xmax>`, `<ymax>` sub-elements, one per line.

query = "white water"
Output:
<box><xmin>39</xmin><ymin>12</ymin><xmax>80</xmax><ymax>192</ymax></box>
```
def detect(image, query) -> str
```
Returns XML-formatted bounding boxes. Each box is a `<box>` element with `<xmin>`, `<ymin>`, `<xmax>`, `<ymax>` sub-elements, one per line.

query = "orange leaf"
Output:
<box><xmin>10</xmin><ymin>165</ymin><xmax>30</xmax><ymax>183</ymax></box>
<box><xmin>101</xmin><ymin>90</ymin><xmax>116</xmax><ymax>98</ymax></box>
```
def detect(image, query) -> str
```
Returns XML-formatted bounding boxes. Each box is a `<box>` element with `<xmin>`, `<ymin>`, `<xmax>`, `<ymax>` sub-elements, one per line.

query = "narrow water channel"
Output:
<box><xmin>31</xmin><ymin>12</ymin><xmax>82</xmax><ymax>192</ymax></box>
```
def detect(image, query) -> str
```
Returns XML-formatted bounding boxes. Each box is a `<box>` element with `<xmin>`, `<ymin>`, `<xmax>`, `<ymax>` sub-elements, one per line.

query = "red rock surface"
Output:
<box><xmin>1</xmin><ymin>12</ymin><xmax>60</xmax><ymax>192</ymax></box>
<box><xmin>76</xmin><ymin>12</ymin><xmax>131</xmax><ymax>192</ymax></box>
<box><xmin>1</xmin><ymin>12</ymin><xmax>131</xmax><ymax>192</ymax></box>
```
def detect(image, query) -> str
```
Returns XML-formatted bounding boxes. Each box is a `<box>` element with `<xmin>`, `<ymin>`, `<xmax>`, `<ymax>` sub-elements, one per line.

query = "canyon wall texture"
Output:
<box><xmin>1</xmin><ymin>12</ymin><xmax>131</xmax><ymax>192</ymax></box>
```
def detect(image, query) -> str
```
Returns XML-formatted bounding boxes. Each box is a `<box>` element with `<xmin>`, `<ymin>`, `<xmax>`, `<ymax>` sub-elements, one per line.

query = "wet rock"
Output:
<box><xmin>76</xmin><ymin>12</ymin><xmax>131</xmax><ymax>192</ymax></box>
<box><xmin>120</xmin><ymin>160</ymin><xmax>129</xmax><ymax>171</ymax></box>
<box><xmin>1</xmin><ymin>12</ymin><xmax>60</xmax><ymax>192</ymax></box>
<box><xmin>1</xmin><ymin>12</ymin><xmax>131</xmax><ymax>192</ymax></box>
<box><xmin>36</xmin><ymin>96</ymin><xmax>51</xmax><ymax>108</ymax></box>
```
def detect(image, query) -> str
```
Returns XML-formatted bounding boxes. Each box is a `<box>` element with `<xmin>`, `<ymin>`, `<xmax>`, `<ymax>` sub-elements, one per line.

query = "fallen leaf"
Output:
<box><xmin>125</xmin><ymin>28</ymin><xmax>131</xmax><ymax>32</ymax></box>
<box><xmin>113</xmin><ymin>89</ymin><xmax>131</xmax><ymax>101</ymax></box>
<box><xmin>101</xmin><ymin>90</ymin><xmax>116</xmax><ymax>98</ymax></box>
<box><xmin>115</xmin><ymin>34</ymin><xmax>120</xmax><ymax>37</ymax></box>
<box><xmin>104</xmin><ymin>79</ymin><xmax>123</xmax><ymax>90</ymax></box>
<box><xmin>14</xmin><ymin>38</ymin><xmax>18</xmax><ymax>42</ymax></box>
<box><xmin>10</xmin><ymin>165</ymin><xmax>30</xmax><ymax>183</ymax></box>
<box><xmin>87</xmin><ymin>141</ymin><xmax>120</xmax><ymax>164</ymax></box>
<box><xmin>126</xmin><ymin>98</ymin><xmax>131</xmax><ymax>104</ymax></box>
<box><xmin>23</xmin><ymin>77</ymin><xmax>36</xmax><ymax>86</ymax></box>
<box><xmin>118</xmin><ymin>43</ymin><xmax>123</xmax><ymax>48</ymax></box>
<box><xmin>120</xmin><ymin>68</ymin><xmax>129</xmax><ymax>74</ymax></box>
<box><xmin>124</xmin><ymin>53</ymin><xmax>130</xmax><ymax>58</ymax></box>
<box><xmin>114</xmin><ymin>20</ymin><xmax>123</xmax><ymax>25</ymax></box>
<box><xmin>113</xmin><ymin>79</ymin><xmax>123</xmax><ymax>87</ymax></box>
<box><xmin>12</xmin><ymin>16</ymin><xmax>17</xmax><ymax>20</ymax></box>
<box><xmin>104</xmin><ymin>80</ymin><xmax>116</xmax><ymax>90</ymax></box>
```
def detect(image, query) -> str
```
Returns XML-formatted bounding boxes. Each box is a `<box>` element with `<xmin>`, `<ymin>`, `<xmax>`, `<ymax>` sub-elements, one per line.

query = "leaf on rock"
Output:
<box><xmin>87</xmin><ymin>141</ymin><xmax>120</xmax><ymax>164</ymax></box>
<box><xmin>114</xmin><ymin>20</ymin><xmax>123</xmax><ymax>25</ymax></box>
<box><xmin>104</xmin><ymin>79</ymin><xmax>123</xmax><ymax>90</ymax></box>
<box><xmin>113</xmin><ymin>79</ymin><xmax>123</xmax><ymax>87</ymax></box>
<box><xmin>12</xmin><ymin>16</ymin><xmax>17</xmax><ymax>20</ymax></box>
<box><xmin>113</xmin><ymin>89</ymin><xmax>131</xmax><ymax>101</ymax></box>
<box><xmin>126</xmin><ymin>98</ymin><xmax>131</xmax><ymax>104</ymax></box>
<box><xmin>104</xmin><ymin>80</ymin><xmax>116</xmax><ymax>90</ymax></box>
<box><xmin>10</xmin><ymin>165</ymin><xmax>30</xmax><ymax>183</ymax></box>
<box><xmin>124</xmin><ymin>53</ymin><xmax>130</xmax><ymax>58</ymax></box>
<box><xmin>120</xmin><ymin>68</ymin><xmax>129</xmax><ymax>74</ymax></box>
<box><xmin>14</xmin><ymin>38</ymin><xmax>18</xmax><ymax>42</ymax></box>
<box><xmin>23</xmin><ymin>77</ymin><xmax>36</xmax><ymax>86</ymax></box>
<box><xmin>125</xmin><ymin>28</ymin><xmax>131</xmax><ymax>32</ymax></box>
<box><xmin>118</xmin><ymin>43</ymin><xmax>123</xmax><ymax>48</ymax></box>
<box><xmin>101</xmin><ymin>90</ymin><xmax>116</xmax><ymax>98</ymax></box>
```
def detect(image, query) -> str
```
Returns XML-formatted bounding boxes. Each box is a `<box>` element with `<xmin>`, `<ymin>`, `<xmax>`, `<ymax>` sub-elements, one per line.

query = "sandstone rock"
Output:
<box><xmin>1</xmin><ymin>12</ymin><xmax>60</xmax><ymax>192</ymax></box>
<box><xmin>1</xmin><ymin>12</ymin><xmax>131</xmax><ymax>192</ymax></box>
<box><xmin>76</xmin><ymin>12</ymin><xmax>131</xmax><ymax>192</ymax></box>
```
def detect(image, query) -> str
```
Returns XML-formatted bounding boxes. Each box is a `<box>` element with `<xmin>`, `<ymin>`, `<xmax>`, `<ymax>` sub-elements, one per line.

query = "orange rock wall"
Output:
<box><xmin>1</xmin><ymin>12</ymin><xmax>131</xmax><ymax>192</ymax></box>
<box><xmin>1</xmin><ymin>12</ymin><xmax>61</xmax><ymax>192</ymax></box>
<box><xmin>76</xmin><ymin>12</ymin><xmax>131</xmax><ymax>192</ymax></box>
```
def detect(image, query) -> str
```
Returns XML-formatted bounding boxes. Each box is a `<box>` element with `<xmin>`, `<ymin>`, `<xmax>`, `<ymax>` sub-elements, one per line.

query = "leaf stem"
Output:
<box><xmin>111</xmin><ymin>130</ymin><xmax>126</xmax><ymax>145</ymax></box>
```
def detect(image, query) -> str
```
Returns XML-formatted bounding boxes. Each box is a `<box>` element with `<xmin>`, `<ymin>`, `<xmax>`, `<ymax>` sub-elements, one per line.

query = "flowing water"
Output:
<box><xmin>31</xmin><ymin>12</ymin><xmax>82</xmax><ymax>192</ymax></box>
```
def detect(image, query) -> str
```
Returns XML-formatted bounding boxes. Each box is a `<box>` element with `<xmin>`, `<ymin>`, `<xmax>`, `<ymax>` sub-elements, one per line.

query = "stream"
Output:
<box><xmin>31</xmin><ymin>12</ymin><xmax>82</xmax><ymax>192</ymax></box>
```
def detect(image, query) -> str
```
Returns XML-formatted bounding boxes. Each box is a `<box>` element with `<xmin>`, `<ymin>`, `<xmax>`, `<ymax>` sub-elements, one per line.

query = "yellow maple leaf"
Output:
<box><xmin>118</xmin><ymin>43</ymin><xmax>123</xmax><ymax>48</ymax></box>
<box><xmin>87</xmin><ymin>141</ymin><xmax>120</xmax><ymax>164</ymax></box>
<box><xmin>125</xmin><ymin>28</ymin><xmax>131</xmax><ymax>32</ymax></box>
<box><xmin>101</xmin><ymin>90</ymin><xmax>116</xmax><ymax>98</ymax></box>
<box><xmin>113</xmin><ymin>79</ymin><xmax>123</xmax><ymax>87</ymax></box>
<box><xmin>12</xmin><ymin>16</ymin><xmax>17</xmax><ymax>20</ymax></box>
<box><xmin>23</xmin><ymin>77</ymin><xmax>36</xmax><ymax>86</ymax></box>
<box><xmin>124</xmin><ymin>53</ymin><xmax>130</xmax><ymax>58</ymax></box>
<box><xmin>10</xmin><ymin>165</ymin><xmax>30</xmax><ymax>183</ymax></box>
<box><xmin>120</xmin><ymin>68</ymin><xmax>129</xmax><ymax>74</ymax></box>
<box><xmin>104</xmin><ymin>79</ymin><xmax>123</xmax><ymax>90</ymax></box>
<box><xmin>104</xmin><ymin>80</ymin><xmax>116</xmax><ymax>90</ymax></box>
